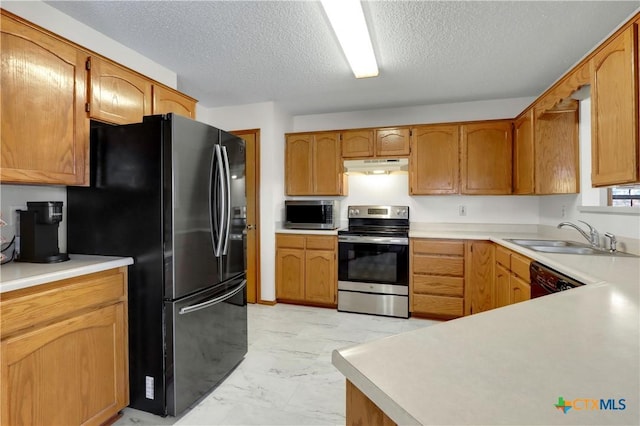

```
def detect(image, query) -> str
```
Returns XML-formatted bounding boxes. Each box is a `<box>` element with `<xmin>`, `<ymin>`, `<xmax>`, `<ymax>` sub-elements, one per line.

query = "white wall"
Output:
<box><xmin>293</xmin><ymin>97</ymin><xmax>535</xmax><ymax>131</ymax></box>
<box><xmin>197</xmin><ymin>102</ymin><xmax>292</xmax><ymax>302</ymax></box>
<box><xmin>343</xmin><ymin>174</ymin><xmax>540</xmax><ymax>224</ymax></box>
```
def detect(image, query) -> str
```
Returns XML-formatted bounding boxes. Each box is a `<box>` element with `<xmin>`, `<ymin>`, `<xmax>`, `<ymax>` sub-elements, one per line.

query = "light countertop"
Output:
<box><xmin>0</xmin><ymin>254</ymin><xmax>134</xmax><ymax>293</ymax></box>
<box><xmin>332</xmin><ymin>229</ymin><xmax>640</xmax><ymax>425</ymax></box>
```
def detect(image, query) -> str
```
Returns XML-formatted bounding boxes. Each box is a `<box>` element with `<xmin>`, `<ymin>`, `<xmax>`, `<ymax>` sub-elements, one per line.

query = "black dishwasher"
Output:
<box><xmin>530</xmin><ymin>262</ymin><xmax>585</xmax><ymax>298</ymax></box>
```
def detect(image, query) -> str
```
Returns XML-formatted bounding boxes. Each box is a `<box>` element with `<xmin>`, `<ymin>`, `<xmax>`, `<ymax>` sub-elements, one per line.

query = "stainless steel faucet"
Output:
<box><xmin>604</xmin><ymin>232</ymin><xmax>617</xmax><ymax>253</ymax></box>
<box><xmin>557</xmin><ymin>220</ymin><xmax>600</xmax><ymax>248</ymax></box>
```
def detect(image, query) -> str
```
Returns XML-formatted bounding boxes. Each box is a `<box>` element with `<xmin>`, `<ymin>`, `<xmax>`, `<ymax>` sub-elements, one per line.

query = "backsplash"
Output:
<box><xmin>0</xmin><ymin>184</ymin><xmax>68</xmax><ymax>253</ymax></box>
<box><xmin>342</xmin><ymin>173</ymin><xmax>541</xmax><ymax>224</ymax></box>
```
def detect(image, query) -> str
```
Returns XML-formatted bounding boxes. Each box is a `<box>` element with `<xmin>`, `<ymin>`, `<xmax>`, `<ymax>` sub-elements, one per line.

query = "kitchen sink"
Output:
<box><xmin>505</xmin><ymin>239</ymin><xmax>639</xmax><ymax>257</ymax></box>
<box><xmin>507</xmin><ymin>239</ymin><xmax>586</xmax><ymax>247</ymax></box>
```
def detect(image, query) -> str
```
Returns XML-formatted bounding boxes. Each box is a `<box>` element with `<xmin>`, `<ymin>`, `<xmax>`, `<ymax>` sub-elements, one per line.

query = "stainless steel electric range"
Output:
<box><xmin>337</xmin><ymin>205</ymin><xmax>409</xmax><ymax>318</ymax></box>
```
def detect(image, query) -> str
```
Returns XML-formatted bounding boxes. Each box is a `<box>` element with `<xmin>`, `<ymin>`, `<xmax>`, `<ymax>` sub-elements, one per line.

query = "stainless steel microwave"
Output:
<box><xmin>284</xmin><ymin>200</ymin><xmax>340</xmax><ymax>230</ymax></box>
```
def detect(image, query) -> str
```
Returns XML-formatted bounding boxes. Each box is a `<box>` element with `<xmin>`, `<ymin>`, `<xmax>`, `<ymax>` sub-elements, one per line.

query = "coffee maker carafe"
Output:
<box><xmin>17</xmin><ymin>201</ymin><xmax>69</xmax><ymax>263</ymax></box>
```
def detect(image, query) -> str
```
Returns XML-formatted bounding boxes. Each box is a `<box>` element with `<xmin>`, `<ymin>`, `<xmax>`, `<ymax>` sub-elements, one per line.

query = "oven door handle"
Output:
<box><xmin>338</xmin><ymin>236</ymin><xmax>408</xmax><ymax>245</ymax></box>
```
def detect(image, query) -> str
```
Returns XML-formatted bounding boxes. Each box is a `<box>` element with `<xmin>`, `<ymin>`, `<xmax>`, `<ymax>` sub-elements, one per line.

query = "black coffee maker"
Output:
<box><xmin>17</xmin><ymin>201</ymin><xmax>69</xmax><ymax>263</ymax></box>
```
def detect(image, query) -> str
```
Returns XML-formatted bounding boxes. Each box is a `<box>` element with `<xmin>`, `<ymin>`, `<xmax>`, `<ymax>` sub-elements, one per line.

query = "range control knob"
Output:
<box><xmin>350</xmin><ymin>208</ymin><xmax>360</xmax><ymax>216</ymax></box>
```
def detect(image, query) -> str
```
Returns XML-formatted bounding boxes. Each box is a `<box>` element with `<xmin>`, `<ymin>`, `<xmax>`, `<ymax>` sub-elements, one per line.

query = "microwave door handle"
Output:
<box><xmin>221</xmin><ymin>146</ymin><xmax>232</xmax><ymax>256</ymax></box>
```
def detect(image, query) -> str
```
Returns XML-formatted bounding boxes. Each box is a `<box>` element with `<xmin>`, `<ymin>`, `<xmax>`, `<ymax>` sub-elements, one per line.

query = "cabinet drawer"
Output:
<box><xmin>276</xmin><ymin>234</ymin><xmax>306</xmax><ymax>249</ymax></box>
<box><xmin>413</xmin><ymin>275</ymin><xmax>464</xmax><ymax>297</ymax></box>
<box><xmin>412</xmin><ymin>240</ymin><xmax>464</xmax><ymax>256</ymax></box>
<box><xmin>412</xmin><ymin>255</ymin><xmax>464</xmax><ymax>276</ymax></box>
<box><xmin>305</xmin><ymin>236</ymin><xmax>335</xmax><ymax>251</ymax></box>
<box><xmin>495</xmin><ymin>245</ymin><xmax>511</xmax><ymax>268</ymax></box>
<box><xmin>1</xmin><ymin>268</ymin><xmax>126</xmax><ymax>338</ymax></box>
<box><xmin>511</xmin><ymin>253</ymin><xmax>531</xmax><ymax>282</ymax></box>
<box><xmin>412</xmin><ymin>294</ymin><xmax>463</xmax><ymax>317</ymax></box>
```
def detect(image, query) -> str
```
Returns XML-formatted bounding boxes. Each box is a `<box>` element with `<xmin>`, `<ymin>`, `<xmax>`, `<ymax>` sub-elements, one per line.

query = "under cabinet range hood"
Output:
<box><xmin>344</xmin><ymin>158</ymin><xmax>409</xmax><ymax>174</ymax></box>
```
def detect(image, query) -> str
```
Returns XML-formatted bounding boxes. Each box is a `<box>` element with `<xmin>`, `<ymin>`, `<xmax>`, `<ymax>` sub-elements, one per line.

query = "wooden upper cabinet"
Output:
<box><xmin>513</xmin><ymin>111</ymin><xmax>535</xmax><ymax>195</ymax></box>
<box><xmin>0</xmin><ymin>11</ymin><xmax>88</xmax><ymax>185</ymax></box>
<box><xmin>410</xmin><ymin>125</ymin><xmax>460</xmax><ymax>195</ymax></box>
<box><xmin>591</xmin><ymin>24</ymin><xmax>639</xmax><ymax>186</ymax></box>
<box><xmin>88</xmin><ymin>55</ymin><xmax>152</xmax><ymax>125</ymax></box>
<box><xmin>285</xmin><ymin>132</ymin><xmax>344</xmax><ymax>196</ymax></box>
<box><xmin>313</xmin><ymin>132</ymin><xmax>342</xmax><ymax>195</ymax></box>
<box><xmin>461</xmin><ymin>121</ymin><xmax>513</xmax><ymax>194</ymax></box>
<box><xmin>342</xmin><ymin>130</ymin><xmax>374</xmax><ymax>158</ymax></box>
<box><xmin>152</xmin><ymin>84</ymin><xmax>197</xmax><ymax>119</ymax></box>
<box><xmin>375</xmin><ymin>127</ymin><xmax>410</xmax><ymax>157</ymax></box>
<box><xmin>285</xmin><ymin>134</ymin><xmax>313</xmax><ymax>195</ymax></box>
<box><xmin>534</xmin><ymin>104</ymin><xmax>579</xmax><ymax>194</ymax></box>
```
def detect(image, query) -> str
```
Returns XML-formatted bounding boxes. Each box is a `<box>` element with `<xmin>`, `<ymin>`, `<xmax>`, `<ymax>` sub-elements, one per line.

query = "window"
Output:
<box><xmin>608</xmin><ymin>186</ymin><xmax>640</xmax><ymax>207</ymax></box>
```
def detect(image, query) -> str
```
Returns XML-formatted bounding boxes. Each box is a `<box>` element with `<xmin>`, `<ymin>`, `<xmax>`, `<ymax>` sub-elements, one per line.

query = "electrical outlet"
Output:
<box><xmin>561</xmin><ymin>205</ymin><xmax>566</xmax><ymax>218</ymax></box>
<box><xmin>459</xmin><ymin>205</ymin><xmax>467</xmax><ymax>216</ymax></box>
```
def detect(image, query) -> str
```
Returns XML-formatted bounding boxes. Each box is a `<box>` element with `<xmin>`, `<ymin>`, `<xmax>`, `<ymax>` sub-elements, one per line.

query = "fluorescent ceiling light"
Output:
<box><xmin>321</xmin><ymin>0</ymin><xmax>379</xmax><ymax>78</ymax></box>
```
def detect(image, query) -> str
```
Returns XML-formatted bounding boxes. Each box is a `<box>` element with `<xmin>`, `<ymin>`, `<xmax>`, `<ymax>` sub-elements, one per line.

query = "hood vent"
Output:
<box><xmin>344</xmin><ymin>158</ymin><xmax>409</xmax><ymax>174</ymax></box>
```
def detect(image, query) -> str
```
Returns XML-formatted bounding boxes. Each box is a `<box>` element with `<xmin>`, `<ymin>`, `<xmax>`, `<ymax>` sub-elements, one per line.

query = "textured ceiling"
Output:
<box><xmin>43</xmin><ymin>1</ymin><xmax>639</xmax><ymax>115</ymax></box>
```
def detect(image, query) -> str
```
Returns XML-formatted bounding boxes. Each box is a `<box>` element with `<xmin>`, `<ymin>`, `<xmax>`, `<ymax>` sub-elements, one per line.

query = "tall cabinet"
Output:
<box><xmin>591</xmin><ymin>24</ymin><xmax>639</xmax><ymax>186</ymax></box>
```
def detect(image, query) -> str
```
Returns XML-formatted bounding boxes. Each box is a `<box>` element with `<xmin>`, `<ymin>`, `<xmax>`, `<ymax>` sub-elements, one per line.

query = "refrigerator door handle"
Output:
<box><xmin>208</xmin><ymin>145</ymin><xmax>218</xmax><ymax>256</ymax></box>
<box><xmin>178</xmin><ymin>280</ymin><xmax>247</xmax><ymax>315</ymax></box>
<box><xmin>221</xmin><ymin>146</ymin><xmax>232</xmax><ymax>255</ymax></box>
<box><xmin>212</xmin><ymin>145</ymin><xmax>226</xmax><ymax>257</ymax></box>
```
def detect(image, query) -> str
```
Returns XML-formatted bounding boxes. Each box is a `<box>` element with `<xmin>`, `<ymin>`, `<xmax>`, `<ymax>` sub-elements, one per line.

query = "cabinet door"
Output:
<box><xmin>494</xmin><ymin>263</ymin><xmax>511</xmax><ymax>308</ymax></box>
<box><xmin>152</xmin><ymin>84</ymin><xmax>197</xmax><ymax>119</ymax></box>
<box><xmin>305</xmin><ymin>250</ymin><xmax>336</xmax><ymax>305</ymax></box>
<box><xmin>465</xmin><ymin>241</ymin><xmax>495</xmax><ymax>315</ymax></box>
<box><xmin>313</xmin><ymin>132</ymin><xmax>343</xmax><ymax>195</ymax></box>
<box><xmin>535</xmin><ymin>107</ymin><xmax>579</xmax><ymax>194</ymax></box>
<box><xmin>88</xmin><ymin>56</ymin><xmax>152</xmax><ymax>124</ymax></box>
<box><xmin>513</xmin><ymin>111</ymin><xmax>535</xmax><ymax>194</ymax></box>
<box><xmin>342</xmin><ymin>130</ymin><xmax>374</xmax><ymax>158</ymax></box>
<box><xmin>376</xmin><ymin>127</ymin><xmax>410</xmax><ymax>157</ymax></box>
<box><xmin>461</xmin><ymin>121</ymin><xmax>513</xmax><ymax>194</ymax></box>
<box><xmin>591</xmin><ymin>25</ymin><xmax>639</xmax><ymax>186</ymax></box>
<box><xmin>275</xmin><ymin>248</ymin><xmax>305</xmax><ymax>301</ymax></box>
<box><xmin>1</xmin><ymin>303</ymin><xmax>127</xmax><ymax>426</ymax></box>
<box><xmin>510</xmin><ymin>275</ymin><xmax>531</xmax><ymax>304</ymax></box>
<box><xmin>285</xmin><ymin>134</ymin><xmax>313</xmax><ymax>195</ymax></box>
<box><xmin>0</xmin><ymin>12</ymin><xmax>88</xmax><ymax>185</ymax></box>
<box><xmin>410</xmin><ymin>125</ymin><xmax>460</xmax><ymax>194</ymax></box>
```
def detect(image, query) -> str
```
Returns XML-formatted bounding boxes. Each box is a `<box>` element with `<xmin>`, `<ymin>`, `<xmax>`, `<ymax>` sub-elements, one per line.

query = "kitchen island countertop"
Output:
<box><xmin>333</xmin><ymin>229</ymin><xmax>640</xmax><ymax>425</ymax></box>
<box><xmin>0</xmin><ymin>254</ymin><xmax>134</xmax><ymax>293</ymax></box>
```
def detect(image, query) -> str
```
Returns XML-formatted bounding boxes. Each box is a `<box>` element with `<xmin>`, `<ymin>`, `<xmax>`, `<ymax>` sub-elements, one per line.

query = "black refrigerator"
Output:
<box><xmin>67</xmin><ymin>114</ymin><xmax>247</xmax><ymax>416</ymax></box>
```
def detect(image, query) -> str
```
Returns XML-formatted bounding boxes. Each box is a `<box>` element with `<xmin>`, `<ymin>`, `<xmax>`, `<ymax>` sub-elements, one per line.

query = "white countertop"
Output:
<box><xmin>0</xmin><ymin>254</ymin><xmax>134</xmax><ymax>293</ymax></box>
<box><xmin>332</xmin><ymin>230</ymin><xmax>640</xmax><ymax>425</ymax></box>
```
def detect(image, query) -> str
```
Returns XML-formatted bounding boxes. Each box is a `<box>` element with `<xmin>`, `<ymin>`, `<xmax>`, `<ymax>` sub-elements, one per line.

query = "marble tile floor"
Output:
<box><xmin>116</xmin><ymin>303</ymin><xmax>440</xmax><ymax>426</ymax></box>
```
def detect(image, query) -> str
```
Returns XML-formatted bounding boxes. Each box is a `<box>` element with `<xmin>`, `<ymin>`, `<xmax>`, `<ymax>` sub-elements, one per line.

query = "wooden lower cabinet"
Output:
<box><xmin>276</xmin><ymin>234</ymin><xmax>337</xmax><ymax>307</ymax></box>
<box><xmin>410</xmin><ymin>239</ymin><xmax>465</xmax><ymax>319</ymax></box>
<box><xmin>495</xmin><ymin>245</ymin><xmax>532</xmax><ymax>307</ymax></box>
<box><xmin>464</xmin><ymin>241</ymin><xmax>495</xmax><ymax>315</ymax></box>
<box><xmin>0</xmin><ymin>267</ymin><xmax>129</xmax><ymax>426</ymax></box>
<box><xmin>346</xmin><ymin>380</ymin><xmax>397</xmax><ymax>426</ymax></box>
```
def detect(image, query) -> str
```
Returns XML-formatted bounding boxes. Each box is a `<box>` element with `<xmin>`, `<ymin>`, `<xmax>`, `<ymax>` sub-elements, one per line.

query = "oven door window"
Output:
<box><xmin>338</xmin><ymin>242</ymin><xmax>408</xmax><ymax>285</ymax></box>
